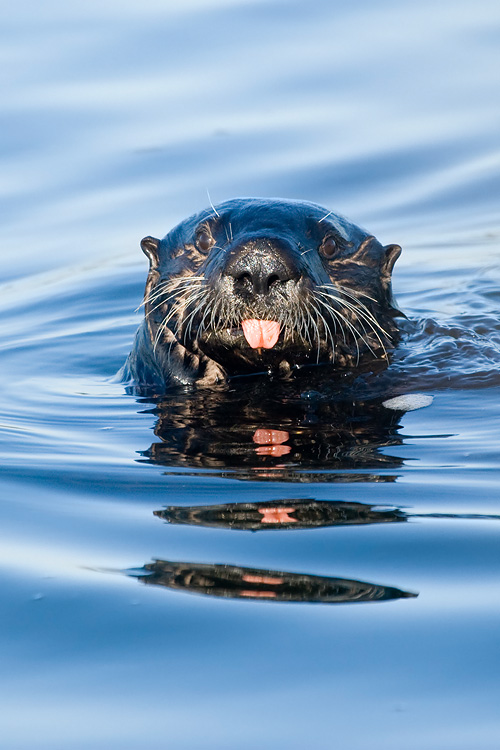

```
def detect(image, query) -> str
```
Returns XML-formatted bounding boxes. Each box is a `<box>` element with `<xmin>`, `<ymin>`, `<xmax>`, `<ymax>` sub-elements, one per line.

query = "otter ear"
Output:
<box><xmin>381</xmin><ymin>244</ymin><xmax>402</xmax><ymax>279</ymax></box>
<box><xmin>140</xmin><ymin>236</ymin><xmax>160</xmax><ymax>269</ymax></box>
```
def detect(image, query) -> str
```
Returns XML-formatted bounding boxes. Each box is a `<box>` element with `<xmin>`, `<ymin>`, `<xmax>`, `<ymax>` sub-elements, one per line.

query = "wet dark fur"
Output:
<box><xmin>124</xmin><ymin>198</ymin><xmax>402</xmax><ymax>388</ymax></box>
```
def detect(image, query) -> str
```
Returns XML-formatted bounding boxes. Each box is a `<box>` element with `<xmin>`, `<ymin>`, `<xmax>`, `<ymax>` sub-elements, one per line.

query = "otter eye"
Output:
<box><xmin>196</xmin><ymin>229</ymin><xmax>214</xmax><ymax>254</ymax></box>
<box><xmin>320</xmin><ymin>236</ymin><xmax>337</xmax><ymax>258</ymax></box>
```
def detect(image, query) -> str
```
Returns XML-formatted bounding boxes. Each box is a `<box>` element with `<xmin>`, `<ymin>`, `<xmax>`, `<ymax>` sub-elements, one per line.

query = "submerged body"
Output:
<box><xmin>125</xmin><ymin>198</ymin><xmax>402</xmax><ymax>388</ymax></box>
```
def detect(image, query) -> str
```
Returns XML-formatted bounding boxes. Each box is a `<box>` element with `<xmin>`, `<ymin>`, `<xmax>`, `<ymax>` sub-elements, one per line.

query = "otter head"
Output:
<box><xmin>137</xmin><ymin>198</ymin><xmax>402</xmax><ymax>385</ymax></box>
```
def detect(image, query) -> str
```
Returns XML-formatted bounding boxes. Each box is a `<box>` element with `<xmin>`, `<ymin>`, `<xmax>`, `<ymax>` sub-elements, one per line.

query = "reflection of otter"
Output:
<box><xmin>132</xmin><ymin>559</ymin><xmax>416</xmax><ymax>604</ymax></box>
<box><xmin>125</xmin><ymin>198</ymin><xmax>402</xmax><ymax>388</ymax></box>
<box><xmin>155</xmin><ymin>499</ymin><xmax>407</xmax><ymax>532</ymax></box>
<box><xmin>140</xmin><ymin>379</ymin><xmax>407</xmax><ymax>482</ymax></box>
<box><xmin>155</xmin><ymin>499</ymin><xmax>500</xmax><ymax>532</ymax></box>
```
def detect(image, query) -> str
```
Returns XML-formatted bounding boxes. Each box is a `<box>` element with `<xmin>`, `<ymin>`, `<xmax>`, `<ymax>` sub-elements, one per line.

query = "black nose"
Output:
<box><xmin>224</xmin><ymin>242</ymin><xmax>300</xmax><ymax>295</ymax></box>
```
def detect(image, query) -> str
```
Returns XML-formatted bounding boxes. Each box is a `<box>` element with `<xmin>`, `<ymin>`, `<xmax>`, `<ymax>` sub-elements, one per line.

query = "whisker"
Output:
<box><xmin>313</xmin><ymin>292</ymin><xmax>365</xmax><ymax>363</ymax></box>
<box><xmin>309</xmin><ymin>311</ymin><xmax>322</xmax><ymax>363</ymax></box>
<box><xmin>141</xmin><ymin>276</ymin><xmax>205</xmax><ymax>310</ymax></box>
<box><xmin>318</xmin><ymin>285</ymin><xmax>391</xmax><ymax>358</ymax></box>
<box><xmin>185</xmin><ymin>297</ymin><xmax>209</xmax><ymax>344</ymax></box>
<box><xmin>206</xmin><ymin>188</ymin><xmax>220</xmax><ymax>218</ymax></box>
<box><xmin>309</xmin><ymin>299</ymin><xmax>336</xmax><ymax>363</ymax></box>
<box><xmin>145</xmin><ymin>282</ymin><xmax>205</xmax><ymax>319</ymax></box>
<box><xmin>336</xmin><ymin>298</ymin><xmax>390</xmax><ymax>359</ymax></box>
<box><xmin>317</xmin><ymin>283</ymin><xmax>378</xmax><ymax>305</ymax></box>
<box><xmin>152</xmin><ymin>283</ymin><xmax>207</xmax><ymax>353</ymax></box>
<box><xmin>314</xmin><ymin>287</ymin><xmax>389</xmax><ymax>360</ymax></box>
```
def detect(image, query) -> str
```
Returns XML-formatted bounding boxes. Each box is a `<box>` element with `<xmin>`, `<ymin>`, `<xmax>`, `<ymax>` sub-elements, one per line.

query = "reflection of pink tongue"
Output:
<box><xmin>241</xmin><ymin>319</ymin><xmax>281</xmax><ymax>349</ymax></box>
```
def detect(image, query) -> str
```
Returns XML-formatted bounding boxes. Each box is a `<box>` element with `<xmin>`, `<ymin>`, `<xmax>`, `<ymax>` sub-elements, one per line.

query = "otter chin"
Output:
<box><xmin>124</xmin><ymin>198</ymin><xmax>403</xmax><ymax>388</ymax></box>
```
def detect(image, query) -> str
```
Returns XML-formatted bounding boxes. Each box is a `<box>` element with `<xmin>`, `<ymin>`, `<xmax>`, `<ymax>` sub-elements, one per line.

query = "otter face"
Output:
<box><xmin>135</xmin><ymin>198</ymin><xmax>402</xmax><ymax>385</ymax></box>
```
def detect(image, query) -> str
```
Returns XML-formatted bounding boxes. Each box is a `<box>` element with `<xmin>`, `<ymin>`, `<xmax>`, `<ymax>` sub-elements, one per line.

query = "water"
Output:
<box><xmin>1</xmin><ymin>1</ymin><xmax>500</xmax><ymax>748</ymax></box>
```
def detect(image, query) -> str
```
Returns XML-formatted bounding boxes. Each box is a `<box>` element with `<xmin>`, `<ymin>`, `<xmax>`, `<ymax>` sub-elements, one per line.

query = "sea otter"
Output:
<box><xmin>124</xmin><ymin>198</ymin><xmax>402</xmax><ymax>388</ymax></box>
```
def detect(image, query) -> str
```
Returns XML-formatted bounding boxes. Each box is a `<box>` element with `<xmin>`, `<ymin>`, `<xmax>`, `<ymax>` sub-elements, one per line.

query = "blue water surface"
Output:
<box><xmin>1</xmin><ymin>1</ymin><xmax>500</xmax><ymax>748</ymax></box>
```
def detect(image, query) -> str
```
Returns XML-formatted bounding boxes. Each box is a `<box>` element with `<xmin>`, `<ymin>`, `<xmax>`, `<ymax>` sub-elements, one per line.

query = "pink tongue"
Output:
<box><xmin>241</xmin><ymin>319</ymin><xmax>281</xmax><ymax>349</ymax></box>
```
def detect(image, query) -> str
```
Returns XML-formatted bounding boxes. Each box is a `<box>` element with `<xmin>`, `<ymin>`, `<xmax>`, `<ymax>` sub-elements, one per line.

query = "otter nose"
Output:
<box><xmin>225</xmin><ymin>244</ymin><xmax>299</xmax><ymax>295</ymax></box>
<box><xmin>233</xmin><ymin>266</ymin><xmax>290</xmax><ymax>295</ymax></box>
